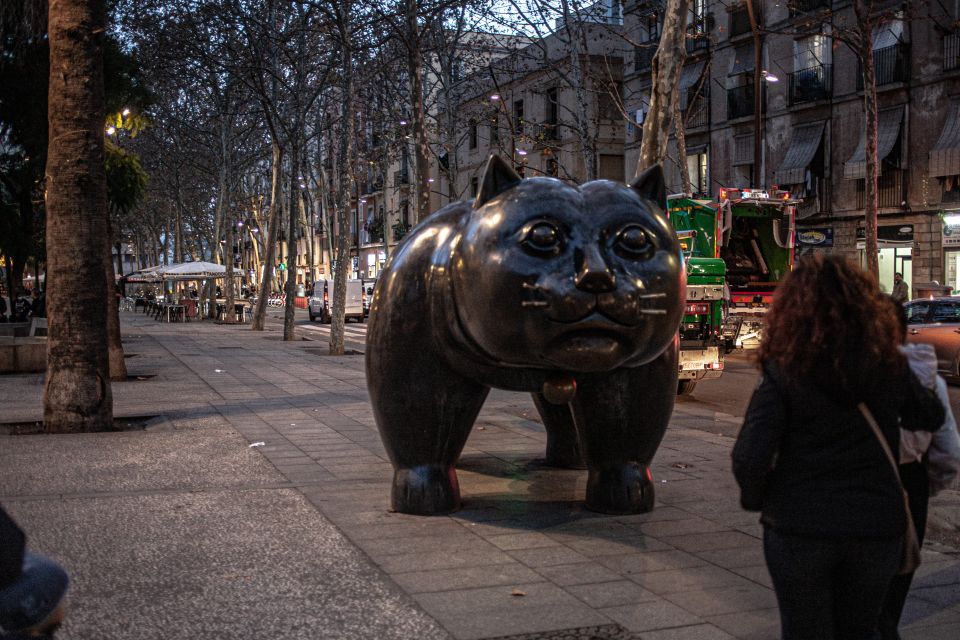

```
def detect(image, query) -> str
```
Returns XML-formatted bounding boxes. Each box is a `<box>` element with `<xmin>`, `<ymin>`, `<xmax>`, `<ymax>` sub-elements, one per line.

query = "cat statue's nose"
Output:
<box><xmin>574</xmin><ymin>246</ymin><xmax>616</xmax><ymax>293</ymax></box>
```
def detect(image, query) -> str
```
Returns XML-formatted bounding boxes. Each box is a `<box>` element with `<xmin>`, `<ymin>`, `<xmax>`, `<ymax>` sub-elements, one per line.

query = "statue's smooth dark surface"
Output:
<box><xmin>365</xmin><ymin>156</ymin><xmax>685</xmax><ymax>515</ymax></box>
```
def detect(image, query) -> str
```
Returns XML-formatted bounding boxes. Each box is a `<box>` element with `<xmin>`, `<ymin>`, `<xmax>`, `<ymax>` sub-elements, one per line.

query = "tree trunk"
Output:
<box><xmin>44</xmin><ymin>0</ymin><xmax>113</xmax><ymax>432</ymax></box>
<box><xmin>636</xmin><ymin>0</ymin><xmax>689</xmax><ymax>176</ymax></box>
<box><xmin>856</xmin><ymin>1</ymin><xmax>880</xmax><ymax>278</ymax></box>
<box><xmin>251</xmin><ymin>142</ymin><xmax>283</xmax><ymax>330</ymax></box>
<box><xmin>406</xmin><ymin>0</ymin><xmax>431</xmax><ymax>222</ymax></box>
<box><xmin>674</xmin><ymin>85</ymin><xmax>690</xmax><ymax>194</ymax></box>
<box><xmin>331</xmin><ymin>6</ymin><xmax>356</xmax><ymax>355</ymax></box>
<box><xmin>283</xmin><ymin>140</ymin><xmax>300</xmax><ymax>340</ymax></box>
<box><xmin>224</xmin><ymin>211</ymin><xmax>236</xmax><ymax>323</ymax></box>
<box><xmin>104</xmin><ymin>217</ymin><xmax>127</xmax><ymax>380</ymax></box>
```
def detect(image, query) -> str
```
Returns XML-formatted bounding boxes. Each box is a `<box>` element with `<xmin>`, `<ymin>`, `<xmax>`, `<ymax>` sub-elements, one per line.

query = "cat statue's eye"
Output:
<box><xmin>522</xmin><ymin>221</ymin><xmax>563</xmax><ymax>255</ymax></box>
<box><xmin>615</xmin><ymin>225</ymin><xmax>654</xmax><ymax>259</ymax></box>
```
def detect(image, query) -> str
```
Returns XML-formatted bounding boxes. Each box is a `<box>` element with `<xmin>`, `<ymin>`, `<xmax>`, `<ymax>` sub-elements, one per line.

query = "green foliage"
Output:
<box><xmin>105</xmin><ymin>141</ymin><xmax>148</xmax><ymax>216</ymax></box>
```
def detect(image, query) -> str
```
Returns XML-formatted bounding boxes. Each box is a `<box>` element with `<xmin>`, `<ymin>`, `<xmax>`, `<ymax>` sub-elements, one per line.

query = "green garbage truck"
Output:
<box><xmin>668</xmin><ymin>188</ymin><xmax>797</xmax><ymax>395</ymax></box>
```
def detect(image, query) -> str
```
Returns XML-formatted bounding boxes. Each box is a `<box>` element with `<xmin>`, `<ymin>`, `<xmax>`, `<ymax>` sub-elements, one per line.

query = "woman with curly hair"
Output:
<box><xmin>732</xmin><ymin>255</ymin><xmax>944</xmax><ymax>640</ymax></box>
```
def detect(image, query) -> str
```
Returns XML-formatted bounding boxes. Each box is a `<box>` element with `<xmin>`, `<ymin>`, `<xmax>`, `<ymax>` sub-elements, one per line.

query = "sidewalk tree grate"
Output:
<box><xmin>485</xmin><ymin>624</ymin><xmax>636</xmax><ymax>640</ymax></box>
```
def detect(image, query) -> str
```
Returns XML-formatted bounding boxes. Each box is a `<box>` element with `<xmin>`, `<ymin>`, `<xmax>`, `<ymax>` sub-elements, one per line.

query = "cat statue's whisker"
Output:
<box><xmin>638</xmin><ymin>293</ymin><xmax>666</xmax><ymax>299</ymax></box>
<box><xmin>640</xmin><ymin>309</ymin><xmax>667</xmax><ymax>315</ymax></box>
<box><xmin>522</xmin><ymin>300</ymin><xmax>550</xmax><ymax>308</ymax></box>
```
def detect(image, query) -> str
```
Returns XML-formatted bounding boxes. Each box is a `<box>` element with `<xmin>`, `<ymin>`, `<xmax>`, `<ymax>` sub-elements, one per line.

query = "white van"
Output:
<box><xmin>308</xmin><ymin>279</ymin><xmax>365</xmax><ymax>323</ymax></box>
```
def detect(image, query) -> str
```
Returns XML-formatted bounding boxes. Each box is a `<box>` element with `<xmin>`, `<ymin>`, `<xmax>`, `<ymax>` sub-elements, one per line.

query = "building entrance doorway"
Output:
<box><xmin>944</xmin><ymin>249</ymin><xmax>960</xmax><ymax>295</ymax></box>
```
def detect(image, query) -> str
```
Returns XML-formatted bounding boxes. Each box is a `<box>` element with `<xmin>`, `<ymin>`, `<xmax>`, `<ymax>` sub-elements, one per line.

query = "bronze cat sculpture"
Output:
<box><xmin>366</xmin><ymin>156</ymin><xmax>685</xmax><ymax>515</ymax></box>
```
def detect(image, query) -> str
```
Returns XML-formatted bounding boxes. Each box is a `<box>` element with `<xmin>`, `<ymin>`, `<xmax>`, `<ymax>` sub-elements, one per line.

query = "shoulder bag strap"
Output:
<box><xmin>857</xmin><ymin>402</ymin><xmax>902</xmax><ymax>482</ymax></box>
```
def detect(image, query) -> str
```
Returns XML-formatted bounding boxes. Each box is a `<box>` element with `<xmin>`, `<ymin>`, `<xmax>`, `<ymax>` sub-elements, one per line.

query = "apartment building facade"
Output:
<box><xmin>623</xmin><ymin>0</ymin><xmax>960</xmax><ymax>295</ymax></box>
<box><xmin>452</xmin><ymin>21</ymin><xmax>630</xmax><ymax>200</ymax></box>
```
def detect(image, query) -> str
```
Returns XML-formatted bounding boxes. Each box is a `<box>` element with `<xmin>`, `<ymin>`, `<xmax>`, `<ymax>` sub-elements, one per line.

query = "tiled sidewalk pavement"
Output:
<box><xmin>2</xmin><ymin>312</ymin><xmax>959</xmax><ymax>640</ymax></box>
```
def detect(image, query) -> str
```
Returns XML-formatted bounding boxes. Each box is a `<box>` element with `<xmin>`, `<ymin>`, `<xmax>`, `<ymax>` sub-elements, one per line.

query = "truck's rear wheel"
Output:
<box><xmin>677</xmin><ymin>380</ymin><xmax>697</xmax><ymax>396</ymax></box>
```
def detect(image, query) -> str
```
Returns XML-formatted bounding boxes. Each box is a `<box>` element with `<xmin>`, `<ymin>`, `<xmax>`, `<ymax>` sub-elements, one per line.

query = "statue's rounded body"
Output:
<box><xmin>366</xmin><ymin>158</ymin><xmax>685</xmax><ymax>515</ymax></box>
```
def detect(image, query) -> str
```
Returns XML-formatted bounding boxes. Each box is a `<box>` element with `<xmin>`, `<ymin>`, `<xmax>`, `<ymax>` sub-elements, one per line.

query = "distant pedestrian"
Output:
<box><xmin>879</xmin><ymin>298</ymin><xmax>960</xmax><ymax>640</ymax></box>
<box><xmin>892</xmin><ymin>272</ymin><xmax>909</xmax><ymax>304</ymax></box>
<box><xmin>0</xmin><ymin>506</ymin><xmax>69</xmax><ymax>637</ymax></box>
<box><xmin>732</xmin><ymin>255</ymin><xmax>943</xmax><ymax>640</ymax></box>
<box><xmin>29</xmin><ymin>289</ymin><xmax>45</xmax><ymax>319</ymax></box>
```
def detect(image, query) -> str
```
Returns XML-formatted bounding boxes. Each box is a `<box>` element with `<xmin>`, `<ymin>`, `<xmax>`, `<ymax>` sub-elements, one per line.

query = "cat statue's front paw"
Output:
<box><xmin>391</xmin><ymin>465</ymin><xmax>461</xmax><ymax>515</ymax></box>
<box><xmin>585</xmin><ymin>463</ymin><xmax>655</xmax><ymax>514</ymax></box>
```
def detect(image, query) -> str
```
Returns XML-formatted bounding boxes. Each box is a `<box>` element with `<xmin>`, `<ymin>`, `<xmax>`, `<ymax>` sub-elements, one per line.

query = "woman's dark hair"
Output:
<box><xmin>757</xmin><ymin>254</ymin><xmax>904</xmax><ymax>394</ymax></box>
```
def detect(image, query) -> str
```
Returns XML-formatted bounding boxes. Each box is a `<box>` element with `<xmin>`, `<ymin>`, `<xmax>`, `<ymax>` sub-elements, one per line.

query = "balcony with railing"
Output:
<box><xmin>729</xmin><ymin>5</ymin><xmax>761</xmax><ymax>39</ymax></box>
<box><xmin>525</xmin><ymin>122</ymin><xmax>560</xmax><ymax>144</ymax></box>
<box><xmin>856</xmin><ymin>169</ymin><xmax>905</xmax><ymax>209</ymax></box>
<box><xmin>856</xmin><ymin>43</ymin><xmax>910</xmax><ymax>89</ymax></box>
<box><xmin>360</xmin><ymin>178</ymin><xmax>383</xmax><ymax>196</ymax></box>
<box><xmin>945</xmin><ymin>32</ymin><xmax>960</xmax><ymax>71</ymax></box>
<box><xmin>634</xmin><ymin>45</ymin><xmax>656</xmax><ymax>72</ymax></box>
<box><xmin>683</xmin><ymin>90</ymin><xmax>709</xmax><ymax>129</ymax></box>
<box><xmin>686</xmin><ymin>34</ymin><xmax>709</xmax><ymax>54</ymax></box>
<box><xmin>726</xmin><ymin>83</ymin><xmax>765</xmax><ymax>120</ymax></box>
<box><xmin>788</xmin><ymin>64</ymin><xmax>832</xmax><ymax>106</ymax></box>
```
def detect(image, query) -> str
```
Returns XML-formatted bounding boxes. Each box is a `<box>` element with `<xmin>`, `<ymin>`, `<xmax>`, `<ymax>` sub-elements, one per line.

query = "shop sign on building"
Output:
<box><xmin>797</xmin><ymin>227</ymin><xmax>834</xmax><ymax>247</ymax></box>
<box><xmin>943</xmin><ymin>218</ymin><xmax>960</xmax><ymax>248</ymax></box>
<box><xmin>856</xmin><ymin>224</ymin><xmax>914</xmax><ymax>247</ymax></box>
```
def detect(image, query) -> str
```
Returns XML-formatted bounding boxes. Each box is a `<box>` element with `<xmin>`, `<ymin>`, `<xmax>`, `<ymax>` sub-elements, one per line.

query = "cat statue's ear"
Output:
<box><xmin>630</xmin><ymin>164</ymin><xmax>667</xmax><ymax>210</ymax></box>
<box><xmin>474</xmin><ymin>155</ymin><xmax>522</xmax><ymax>209</ymax></box>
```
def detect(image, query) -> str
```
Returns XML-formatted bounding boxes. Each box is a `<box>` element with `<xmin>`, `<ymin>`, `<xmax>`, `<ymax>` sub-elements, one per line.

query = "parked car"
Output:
<box><xmin>308</xmin><ymin>279</ymin><xmax>365</xmax><ymax>323</ymax></box>
<box><xmin>904</xmin><ymin>297</ymin><xmax>960</xmax><ymax>380</ymax></box>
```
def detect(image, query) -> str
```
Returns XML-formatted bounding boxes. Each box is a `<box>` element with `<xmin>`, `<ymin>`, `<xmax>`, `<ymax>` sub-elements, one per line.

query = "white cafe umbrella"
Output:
<box><xmin>157</xmin><ymin>261</ymin><xmax>233</xmax><ymax>281</ymax></box>
<box><xmin>126</xmin><ymin>266</ymin><xmax>164</xmax><ymax>283</ymax></box>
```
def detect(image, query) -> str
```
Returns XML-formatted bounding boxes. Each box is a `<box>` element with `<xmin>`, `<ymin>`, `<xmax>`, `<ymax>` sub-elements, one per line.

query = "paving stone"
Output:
<box><xmin>390</xmin><ymin>563</ymin><xmax>544</xmax><ymax>594</ymax></box>
<box><xmin>636</xmin><ymin>623</ymin><xmax>736</xmax><ymax>640</ymax></box>
<box><xmin>661</xmin><ymin>583</ymin><xmax>777</xmax><ymax>616</ymax></box>
<box><xmin>377</xmin><ymin>547</ymin><xmax>516</xmax><ymax>574</ymax></box>
<box><xmin>628</xmin><ymin>566</ymin><xmax>752</xmax><ymax>595</ymax></box>
<box><xmin>481</xmin><ymin>624</ymin><xmax>634</xmax><ymax>640</ymax></box>
<box><xmin>659</xmin><ymin>531</ymin><xmax>760</xmax><ymax>553</ymax></box>
<box><xmin>565</xmin><ymin>580</ymin><xmax>659</xmax><ymax>608</ymax></box>
<box><xmin>691</xmin><ymin>546</ymin><xmax>767</xmax><ymax>570</ymax></box>
<box><xmin>597</xmin><ymin>550</ymin><xmax>709</xmax><ymax>575</ymax></box>
<box><xmin>727</xmin><ymin>565</ymin><xmax>774</xmax><ymax>590</ymax></box>
<box><xmin>533</xmin><ymin>562</ymin><xmax>624</xmax><ymax>587</ymax></box>
<box><xmin>600</xmin><ymin>600</ymin><xmax>702</xmax><ymax>633</ymax></box>
<box><xmin>487</xmin><ymin>532</ymin><xmax>562</xmax><ymax>550</ymax></box>
<box><xmin>706</xmin><ymin>609</ymin><xmax>780</xmax><ymax>640</ymax></box>
<box><xmin>633</xmin><ymin>518</ymin><xmax>730</xmax><ymax>538</ymax></box>
<box><xmin>357</xmin><ymin>533</ymin><xmax>497</xmax><ymax>558</ymax></box>
<box><xmin>412</xmin><ymin>581</ymin><xmax>582</xmax><ymax>615</ymax></box>
<box><xmin>436</xmin><ymin>604</ymin><xmax>612</xmax><ymax>640</ymax></box>
<box><xmin>508</xmin><ymin>545</ymin><xmax>592</xmax><ymax>568</ymax></box>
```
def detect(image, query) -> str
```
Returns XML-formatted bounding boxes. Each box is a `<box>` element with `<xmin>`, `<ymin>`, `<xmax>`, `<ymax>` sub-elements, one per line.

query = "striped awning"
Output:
<box><xmin>929</xmin><ymin>100</ymin><xmax>960</xmax><ymax>178</ymax></box>
<box><xmin>774</xmin><ymin>122</ymin><xmax>825</xmax><ymax>185</ymax></box>
<box><xmin>679</xmin><ymin>61</ymin><xmax>705</xmax><ymax>110</ymax></box>
<box><xmin>729</xmin><ymin>44</ymin><xmax>755</xmax><ymax>76</ymax></box>
<box><xmin>844</xmin><ymin>105</ymin><xmax>904</xmax><ymax>180</ymax></box>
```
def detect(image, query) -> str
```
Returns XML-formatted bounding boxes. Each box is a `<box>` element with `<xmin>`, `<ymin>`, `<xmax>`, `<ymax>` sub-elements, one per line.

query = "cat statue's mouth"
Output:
<box><xmin>543</xmin><ymin>294</ymin><xmax>668</xmax><ymax>328</ymax></box>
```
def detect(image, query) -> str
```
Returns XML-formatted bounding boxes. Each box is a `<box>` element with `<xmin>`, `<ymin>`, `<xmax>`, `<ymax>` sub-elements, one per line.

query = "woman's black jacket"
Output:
<box><xmin>732</xmin><ymin>363</ymin><xmax>944</xmax><ymax>538</ymax></box>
